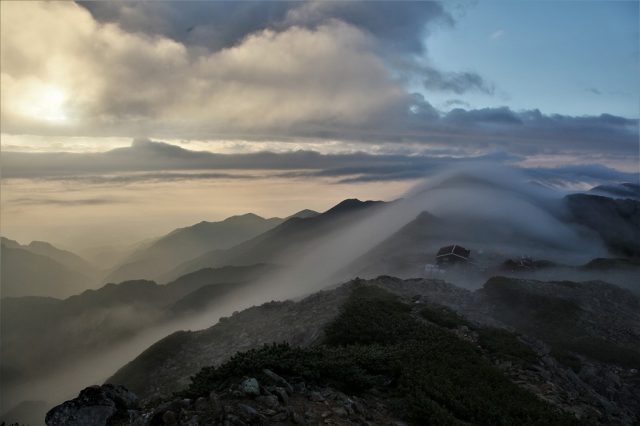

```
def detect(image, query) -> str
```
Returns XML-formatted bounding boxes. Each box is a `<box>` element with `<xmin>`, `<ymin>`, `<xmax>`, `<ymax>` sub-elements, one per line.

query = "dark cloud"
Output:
<box><xmin>422</xmin><ymin>68</ymin><xmax>495</xmax><ymax>95</ymax></box>
<box><xmin>526</xmin><ymin>164</ymin><xmax>639</xmax><ymax>187</ymax></box>
<box><xmin>9</xmin><ymin>197</ymin><xmax>124</xmax><ymax>206</ymax></box>
<box><xmin>78</xmin><ymin>1</ymin><xmax>451</xmax><ymax>54</ymax></box>
<box><xmin>27</xmin><ymin>172</ymin><xmax>258</xmax><ymax>185</ymax></box>
<box><xmin>2</xmin><ymin>139</ymin><xmax>636</xmax><ymax>188</ymax></box>
<box><xmin>443</xmin><ymin>99</ymin><xmax>472</xmax><ymax>109</ymax></box>
<box><xmin>443</xmin><ymin>106</ymin><xmax>522</xmax><ymax>125</ymax></box>
<box><xmin>79</xmin><ymin>1</ymin><xmax>296</xmax><ymax>52</ymax></box>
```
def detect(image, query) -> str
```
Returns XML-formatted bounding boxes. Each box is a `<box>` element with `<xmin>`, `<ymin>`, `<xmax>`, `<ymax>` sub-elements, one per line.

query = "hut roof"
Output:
<box><xmin>436</xmin><ymin>244</ymin><xmax>470</xmax><ymax>259</ymax></box>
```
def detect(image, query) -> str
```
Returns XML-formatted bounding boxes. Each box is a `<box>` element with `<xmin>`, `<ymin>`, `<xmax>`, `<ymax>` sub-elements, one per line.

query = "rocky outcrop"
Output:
<box><xmin>41</xmin><ymin>276</ymin><xmax>640</xmax><ymax>425</ymax></box>
<box><xmin>45</xmin><ymin>384</ymin><xmax>139</xmax><ymax>426</ymax></box>
<box><xmin>107</xmin><ymin>277</ymin><xmax>473</xmax><ymax>401</ymax></box>
<box><xmin>45</xmin><ymin>369</ymin><xmax>402</xmax><ymax>425</ymax></box>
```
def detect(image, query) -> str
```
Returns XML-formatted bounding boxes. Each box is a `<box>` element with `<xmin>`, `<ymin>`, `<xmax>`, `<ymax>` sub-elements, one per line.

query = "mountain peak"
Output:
<box><xmin>28</xmin><ymin>240</ymin><xmax>56</xmax><ymax>250</ymax></box>
<box><xmin>324</xmin><ymin>198</ymin><xmax>383</xmax><ymax>215</ymax></box>
<box><xmin>286</xmin><ymin>209</ymin><xmax>319</xmax><ymax>220</ymax></box>
<box><xmin>222</xmin><ymin>213</ymin><xmax>268</xmax><ymax>223</ymax></box>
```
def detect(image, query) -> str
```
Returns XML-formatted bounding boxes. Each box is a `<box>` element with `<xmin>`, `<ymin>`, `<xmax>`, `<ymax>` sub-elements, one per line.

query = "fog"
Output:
<box><xmin>0</xmin><ymin>164</ymin><xmax>622</xmax><ymax>422</ymax></box>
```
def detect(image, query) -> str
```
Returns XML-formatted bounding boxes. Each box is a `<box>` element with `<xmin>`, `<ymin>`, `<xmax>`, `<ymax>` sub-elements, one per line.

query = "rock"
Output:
<box><xmin>240</xmin><ymin>378</ymin><xmax>260</xmax><ymax>396</ymax></box>
<box><xmin>332</xmin><ymin>407</ymin><xmax>348</xmax><ymax>417</ymax></box>
<box><xmin>162</xmin><ymin>410</ymin><xmax>178</xmax><ymax>425</ymax></box>
<box><xmin>272</xmin><ymin>411</ymin><xmax>289</xmax><ymax>421</ymax></box>
<box><xmin>237</xmin><ymin>403</ymin><xmax>259</xmax><ymax>421</ymax></box>
<box><xmin>148</xmin><ymin>400</ymin><xmax>182</xmax><ymax>424</ymax></box>
<box><xmin>209</xmin><ymin>390</ymin><xmax>222</xmax><ymax>413</ymax></box>
<box><xmin>293</xmin><ymin>382</ymin><xmax>307</xmax><ymax>393</ymax></box>
<box><xmin>273</xmin><ymin>387</ymin><xmax>289</xmax><ymax>405</ymax></box>
<box><xmin>195</xmin><ymin>397</ymin><xmax>209</xmax><ymax>411</ymax></box>
<box><xmin>291</xmin><ymin>411</ymin><xmax>305</xmax><ymax>424</ymax></box>
<box><xmin>256</xmin><ymin>395</ymin><xmax>279</xmax><ymax>409</ymax></box>
<box><xmin>263</xmin><ymin>369</ymin><xmax>294</xmax><ymax>394</ymax></box>
<box><xmin>351</xmin><ymin>400</ymin><xmax>365</xmax><ymax>415</ymax></box>
<box><xmin>45</xmin><ymin>384</ymin><xmax>139</xmax><ymax>426</ymax></box>
<box><xmin>309</xmin><ymin>391</ymin><xmax>325</xmax><ymax>402</ymax></box>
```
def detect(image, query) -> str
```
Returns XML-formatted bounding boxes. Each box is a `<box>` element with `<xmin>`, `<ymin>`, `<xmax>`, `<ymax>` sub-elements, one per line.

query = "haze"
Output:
<box><xmin>1</xmin><ymin>2</ymin><xmax>639</xmax><ymax>425</ymax></box>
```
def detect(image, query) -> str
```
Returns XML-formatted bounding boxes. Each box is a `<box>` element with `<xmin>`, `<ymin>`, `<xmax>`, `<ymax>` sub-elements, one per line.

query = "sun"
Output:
<box><xmin>18</xmin><ymin>83</ymin><xmax>69</xmax><ymax>124</ymax></box>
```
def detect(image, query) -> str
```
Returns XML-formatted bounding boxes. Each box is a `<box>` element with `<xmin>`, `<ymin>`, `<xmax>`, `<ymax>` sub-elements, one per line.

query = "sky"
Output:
<box><xmin>1</xmin><ymin>0</ymin><xmax>638</xmax><ymax>250</ymax></box>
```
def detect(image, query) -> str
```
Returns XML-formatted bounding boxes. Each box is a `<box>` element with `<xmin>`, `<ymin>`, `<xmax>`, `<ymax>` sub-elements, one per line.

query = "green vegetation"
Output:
<box><xmin>477</xmin><ymin>328</ymin><xmax>538</xmax><ymax>366</ymax></box>
<box><xmin>185</xmin><ymin>285</ymin><xmax>581</xmax><ymax>425</ymax></box>
<box><xmin>419</xmin><ymin>303</ymin><xmax>470</xmax><ymax>329</ymax></box>
<box><xmin>484</xmin><ymin>277</ymin><xmax>640</xmax><ymax>368</ymax></box>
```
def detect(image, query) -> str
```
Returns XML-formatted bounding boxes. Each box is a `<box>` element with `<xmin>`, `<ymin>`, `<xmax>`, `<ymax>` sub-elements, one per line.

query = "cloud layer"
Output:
<box><xmin>0</xmin><ymin>1</ymin><xmax>637</xmax><ymax>167</ymax></box>
<box><xmin>3</xmin><ymin>139</ymin><xmax>636</xmax><ymax>189</ymax></box>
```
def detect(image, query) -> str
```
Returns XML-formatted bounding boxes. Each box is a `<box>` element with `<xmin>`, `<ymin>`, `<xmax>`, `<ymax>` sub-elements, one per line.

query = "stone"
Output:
<box><xmin>263</xmin><ymin>369</ymin><xmax>294</xmax><ymax>394</ymax></box>
<box><xmin>209</xmin><ymin>390</ymin><xmax>222</xmax><ymax>413</ymax></box>
<box><xmin>273</xmin><ymin>386</ymin><xmax>289</xmax><ymax>405</ymax></box>
<box><xmin>309</xmin><ymin>391</ymin><xmax>325</xmax><ymax>402</ymax></box>
<box><xmin>45</xmin><ymin>384</ymin><xmax>139</xmax><ymax>426</ymax></box>
<box><xmin>272</xmin><ymin>411</ymin><xmax>289</xmax><ymax>421</ymax></box>
<box><xmin>240</xmin><ymin>378</ymin><xmax>260</xmax><ymax>396</ymax></box>
<box><xmin>256</xmin><ymin>395</ymin><xmax>279</xmax><ymax>409</ymax></box>
<box><xmin>195</xmin><ymin>397</ymin><xmax>209</xmax><ymax>411</ymax></box>
<box><xmin>237</xmin><ymin>403</ymin><xmax>259</xmax><ymax>421</ymax></box>
<box><xmin>332</xmin><ymin>407</ymin><xmax>348</xmax><ymax>417</ymax></box>
<box><xmin>162</xmin><ymin>410</ymin><xmax>178</xmax><ymax>425</ymax></box>
<box><xmin>291</xmin><ymin>411</ymin><xmax>305</xmax><ymax>424</ymax></box>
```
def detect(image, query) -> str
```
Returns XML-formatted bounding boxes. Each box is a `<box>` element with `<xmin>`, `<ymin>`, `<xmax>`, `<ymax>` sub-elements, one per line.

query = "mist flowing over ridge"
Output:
<box><xmin>5</xmin><ymin>163</ymin><xmax>639</xmax><ymax>424</ymax></box>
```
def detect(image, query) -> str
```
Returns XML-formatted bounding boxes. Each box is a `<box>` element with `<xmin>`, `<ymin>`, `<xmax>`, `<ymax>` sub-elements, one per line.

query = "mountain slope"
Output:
<box><xmin>588</xmin><ymin>182</ymin><xmax>640</xmax><ymax>200</ymax></box>
<box><xmin>25</xmin><ymin>240</ymin><xmax>97</xmax><ymax>278</ymax></box>
<box><xmin>565</xmin><ymin>194</ymin><xmax>640</xmax><ymax>257</ymax></box>
<box><xmin>1</xmin><ymin>263</ymin><xmax>274</xmax><ymax>403</ymax></box>
<box><xmin>105</xmin><ymin>213</ymin><xmax>283</xmax><ymax>283</ymax></box>
<box><xmin>107</xmin><ymin>276</ymin><xmax>640</xmax><ymax>424</ymax></box>
<box><xmin>0</xmin><ymin>243</ymin><xmax>91</xmax><ymax>298</ymax></box>
<box><xmin>164</xmin><ymin>199</ymin><xmax>384</xmax><ymax>281</ymax></box>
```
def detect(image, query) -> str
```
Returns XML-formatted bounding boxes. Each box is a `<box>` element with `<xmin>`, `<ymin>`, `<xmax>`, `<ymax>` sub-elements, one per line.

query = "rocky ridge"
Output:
<box><xmin>46</xmin><ymin>276</ymin><xmax>640</xmax><ymax>425</ymax></box>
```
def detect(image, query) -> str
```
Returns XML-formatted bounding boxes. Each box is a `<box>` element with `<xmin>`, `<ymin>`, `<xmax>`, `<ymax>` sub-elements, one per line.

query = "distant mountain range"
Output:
<box><xmin>105</xmin><ymin>275</ymin><xmax>640</xmax><ymax>425</ymax></box>
<box><xmin>1</xmin><ymin>263</ymin><xmax>275</xmax><ymax>398</ymax></box>
<box><xmin>0</xmin><ymin>238</ymin><xmax>98</xmax><ymax>298</ymax></box>
<box><xmin>2</xmin><ymin>182</ymin><xmax>640</xmax><ymax>425</ymax></box>
<box><xmin>162</xmin><ymin>199</ymin><xmax>385</xmax><ymax>281</ymax></box>
<box><xmin>104</xmin><ymin>213</ymin><xmax>286</xmax><ymax>283</ymax></box>
<box><xmin>588</xmin><ymin>182</ymin><xmax>640</xmax><ymax>200</ymax></box>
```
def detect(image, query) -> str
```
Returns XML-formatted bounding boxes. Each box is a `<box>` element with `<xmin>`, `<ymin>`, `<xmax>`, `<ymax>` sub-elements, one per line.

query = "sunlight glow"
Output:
<box><xmin>18</xmin><ymin>83</ymin><xmax>69</xmax><ymax>123</ymax></box>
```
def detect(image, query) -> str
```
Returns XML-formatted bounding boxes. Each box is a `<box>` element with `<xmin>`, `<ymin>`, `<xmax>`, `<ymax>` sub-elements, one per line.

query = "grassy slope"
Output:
<box><xmin>184</xmin><ymin>285</ymin><xmax>580</xmax><ymax>425</ymax></box>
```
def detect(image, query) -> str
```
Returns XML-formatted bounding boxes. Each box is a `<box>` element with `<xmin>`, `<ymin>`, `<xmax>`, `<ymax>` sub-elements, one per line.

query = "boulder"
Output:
<box><xmin>45</xmin><ymin>384</ymin><xmax>138</xmax><ymax>426</ymax></box>
<box><xmin>240</xmin><ymin>377</ymin><xmax>260</xmax><ymax>396</ymax></box>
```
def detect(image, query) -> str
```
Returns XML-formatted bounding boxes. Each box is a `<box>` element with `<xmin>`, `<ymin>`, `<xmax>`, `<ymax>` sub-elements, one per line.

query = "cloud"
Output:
<box><xmin>2</xmin><ymin>139</ymin><xmax>636</xmax><ymax>188</ymax></box>
<box><xmin>1</xmin><ymin>1</ymin><xmax>637</xmax><ymax>168</ymax></box>
<box><xmin>79</xmin><ymin>1</ymin><xmax>452</xmax><ymax>54</ymax></box>
<box><xmin>422</xmin><ymin>68</ymin><xmax>495</xmax><ymax>95</ymax></box>
<box><xmin>9</xmin><ymin>197</ymin><xmax>124</xmax><ymax>207</ymax></box>
<box><xmin>1</xmin><ymin>2</ymin><xmax>408</xmax><ymax>137</ymax></box>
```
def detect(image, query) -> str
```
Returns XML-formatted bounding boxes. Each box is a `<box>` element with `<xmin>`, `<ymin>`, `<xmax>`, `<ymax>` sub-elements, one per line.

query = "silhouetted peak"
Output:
<box><xmin>286</xmin><ymin>209</ymin><xmax>319</xmax><ymax>220</ymax></box>
<box><xmin>224</xmin><ymin>212</ymin><xmax>263</xmax><ymax>221</ymax></box>
<box><xmin>324</xmin><ymin>198</ymin><xmax>383</xmax><ymax>215</ymax></box>
<box><xmin>28</xmin><ymin>240</ymin><xmax>57</xmax><ymax>250</ymax></box>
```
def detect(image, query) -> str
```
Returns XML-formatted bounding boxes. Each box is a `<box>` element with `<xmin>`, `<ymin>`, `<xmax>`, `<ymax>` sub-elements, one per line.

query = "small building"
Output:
<box><xmin>436</xmin><ymin>245</ymin><xmax>470</xmax><ymax>267</ymax></box>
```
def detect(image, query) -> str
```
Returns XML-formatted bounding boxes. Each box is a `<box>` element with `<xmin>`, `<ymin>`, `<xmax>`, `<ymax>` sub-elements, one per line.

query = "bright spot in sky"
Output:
<box><xmin>17</xmin><ymin>83</ymin><xmax>69</xmax><ymax>123</ymax></box>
